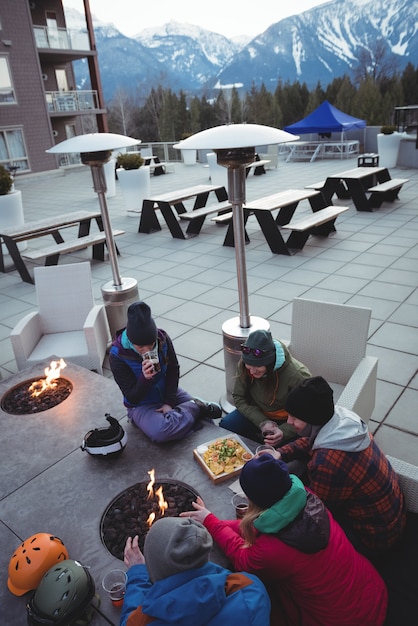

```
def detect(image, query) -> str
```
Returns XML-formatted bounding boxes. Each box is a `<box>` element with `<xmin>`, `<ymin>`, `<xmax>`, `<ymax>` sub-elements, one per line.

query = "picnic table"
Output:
<box><xmin>320</xmin><ymin>167</ymin><xmax>409</xmax><ymax>211</ymax></box>
<box><xmin>0</xmin><ymin>210</ymin><xmax>122</xmax><ymax>284</ymax></box>
<box><xmin>216</xmin><ymin>189</ymin><xmax>347</xmax><ymax>255</ymax></box>
<box><xmin>138</xmin><ymin>184</ymin><xmax>229</xmax><ymax>239</ymax></box>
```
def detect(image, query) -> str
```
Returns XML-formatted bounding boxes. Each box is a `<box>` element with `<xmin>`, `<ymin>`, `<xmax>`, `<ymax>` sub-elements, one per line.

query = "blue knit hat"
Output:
<box><xmin>239</xmin><ymin>454</ymin><xmax>292</xmax><ymax>509</ymax></box>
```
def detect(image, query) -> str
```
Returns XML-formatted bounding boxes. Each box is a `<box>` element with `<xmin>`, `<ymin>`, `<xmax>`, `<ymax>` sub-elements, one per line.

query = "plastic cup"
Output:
<box><xmin>102</xmin><ymin>569</ymin><xmax>127</xmax><ymax>607</ymax></box>
<box><xmin>143</xmin><ymin>347</ymin><xmax>160</xmax><ymax>373</ymax></box>
<box><xmin>231</xmin><ymin>493</ymin><xmax>249</xmax><ymax>519</ymax></box>
<box><xmin>255</xmin><ymin>444</ymin><xmax>276</xmax><ymax>457</ymax></box>
<box><xmin>259</xmin><ymin>420</ymin><xmax>281</xmax><ymax>439</ymax></box>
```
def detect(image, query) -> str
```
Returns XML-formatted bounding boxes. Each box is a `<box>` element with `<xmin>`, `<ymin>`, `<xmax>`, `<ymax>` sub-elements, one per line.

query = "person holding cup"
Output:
<box><xmin>219</xmin><ymin>329</ymin><xmax>311</xmax><ymax>445</ymax></box>
<box><xmin>182</xmin><ymin>455</ymin><xmax>388</xmax><ymax>626</ymax></box>
<box><xmin>120</xmin><ymin>517</ymin><xmax>270</xmax><ymax>626</ymax></box>
<box><xmin>110</xmin><ymin>302</ymin><xmax>221</xmax><ymax>442</ymax></box>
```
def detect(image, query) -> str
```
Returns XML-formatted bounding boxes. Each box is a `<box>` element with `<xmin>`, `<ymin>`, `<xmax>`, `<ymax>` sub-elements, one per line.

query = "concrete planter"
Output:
<box><xmin>0</xmin><ymin>190</ymin><xmax>27</xmax><ymax>254</ymax></box>
<box><xmin>116</xmin><ymin>166</ymin><xmax>150</xmax><ymax>214</ymax></box>
<box><xmin>181</xmin><ymin>149</ymin><xmax>197</xmax><ymax>165</ymax></box>
<box><xmin>377</xmin><ymin>132</ymin><xmax>402</xmax><ymax>168</ymax></box>
<box><xmin>104</xmin><ymin>157</ymin><xmax>116</xmax><ymax>198</ymax></box>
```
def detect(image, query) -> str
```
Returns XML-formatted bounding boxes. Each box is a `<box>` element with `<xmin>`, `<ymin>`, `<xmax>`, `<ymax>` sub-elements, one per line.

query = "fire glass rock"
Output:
<box><xmin>101</xmin><ymin>480</ymin><xmax>201</xmax><ymax>560</ymax></box>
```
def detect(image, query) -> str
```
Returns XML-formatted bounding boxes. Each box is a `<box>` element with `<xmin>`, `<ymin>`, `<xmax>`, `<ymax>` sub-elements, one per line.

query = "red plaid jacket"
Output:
<box><xmin>279</xmin><ymin>434</ymin><xmax>406</xmax><ymax>553</ymax></box>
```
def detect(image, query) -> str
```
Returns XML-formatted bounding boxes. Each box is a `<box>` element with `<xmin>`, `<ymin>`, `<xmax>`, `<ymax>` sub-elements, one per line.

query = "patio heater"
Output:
<box><xmin>174</xmin><ymin>124</ymin><xmax>298</xmax><ymax>411</ymax></box>
<box><xmin>46</xmin><ymin>133</ymin><xmax>141</xmax><ymax>337</ymax></box>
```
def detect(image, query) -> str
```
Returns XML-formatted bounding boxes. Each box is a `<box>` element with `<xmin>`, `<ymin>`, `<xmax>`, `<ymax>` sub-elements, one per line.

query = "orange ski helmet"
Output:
<box><xmin>7</xmin><ymin>533</ymin><xmax>68</xmax><ymax>596</ymax></box>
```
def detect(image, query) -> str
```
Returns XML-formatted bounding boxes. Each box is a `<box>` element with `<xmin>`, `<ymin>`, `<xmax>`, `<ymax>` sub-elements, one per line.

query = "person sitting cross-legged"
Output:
<box><xmin>110</xmin><ymin>301</ymin><xmax>221</xmax><ymax>443</ymax></box>
<box><xmin>219</xmin><ymin>329</ymin><xmax>311</xmax><ymax>445</ymax></box>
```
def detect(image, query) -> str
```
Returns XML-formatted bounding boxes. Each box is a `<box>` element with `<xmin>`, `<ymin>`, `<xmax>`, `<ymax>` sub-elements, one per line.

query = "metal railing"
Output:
<box><xmin>46</xmin><ymin>90</ymin><xmax>99</xmax><ymax>113</ymax></box>
<box><xmin>34</xmin><ymin>26</ymin><xmax>90</xmax><ymax>51</ymax></box>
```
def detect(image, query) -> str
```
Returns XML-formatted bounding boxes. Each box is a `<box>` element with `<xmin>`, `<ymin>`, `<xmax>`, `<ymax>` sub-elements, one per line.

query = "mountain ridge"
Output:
<box><xmin>66</xmin><ymin>0</ymin><xmax>417</xmax><ymax>101</ymax></box>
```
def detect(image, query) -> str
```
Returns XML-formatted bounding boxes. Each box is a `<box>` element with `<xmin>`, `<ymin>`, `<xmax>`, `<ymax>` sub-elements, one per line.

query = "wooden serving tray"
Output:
<box><xmin>193</xmin><ymin>434</ymin><xmax>254</xmax><ymax>484</ymax></box>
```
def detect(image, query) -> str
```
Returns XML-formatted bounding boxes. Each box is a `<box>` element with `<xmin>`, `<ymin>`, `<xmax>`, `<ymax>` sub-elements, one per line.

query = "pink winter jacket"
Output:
<box><xmin>204</xmin><ymin>510</ymin><xmax>387</xmax><ymax>626</ymax></box>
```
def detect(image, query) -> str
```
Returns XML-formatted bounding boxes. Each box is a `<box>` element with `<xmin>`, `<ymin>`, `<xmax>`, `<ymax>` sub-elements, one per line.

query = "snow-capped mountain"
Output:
<box><xmin>65</xmin><ymin>0</ymin><xmax>417</xmax><ymax>102</ymax></box>
<box><xmin>214</xmin><ymin>0</ymin><xmax>417</xmax><ymax>92</ymax></box>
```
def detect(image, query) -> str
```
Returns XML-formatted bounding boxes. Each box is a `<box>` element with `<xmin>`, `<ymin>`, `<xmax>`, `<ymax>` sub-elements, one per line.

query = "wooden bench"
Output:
<box><xmin>305</xmin><ymin>181</ymin><xmax>326</xmax><ymax>190</ymax></box>
<box><xmin>178</xmin><ymin>200</ymin><xmax>232</xmax><ymax>235</ymax></box>
<box><xmin>21</xmin><ymin>230</ymin><xmax>125</xmax><ymax>265</ymax></box>
<box><xmin>367</xmin><ymin>178</ymin><xmax>409</xmax><ymax>208</ymax></box>
<box><xmin>281</xmin><ymin>205</ymin><xmax>350</xmax><ymax>252</ymax></box>
<box><xmin>246</xmin><ymin>159</ymin><xmax>271</xmax><ymax>176</ymax></box>
<box><xmin>211</xmin><ymin>211</ymin><xmax>233</xmax><ymax>224</ymax></box>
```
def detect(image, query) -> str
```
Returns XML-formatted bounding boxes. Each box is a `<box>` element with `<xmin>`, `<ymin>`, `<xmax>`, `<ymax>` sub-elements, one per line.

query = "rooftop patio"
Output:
<box><xmin>0</xmin><ymin>155</ymin><xmax>417</xmax><ymax>624</ymax></box>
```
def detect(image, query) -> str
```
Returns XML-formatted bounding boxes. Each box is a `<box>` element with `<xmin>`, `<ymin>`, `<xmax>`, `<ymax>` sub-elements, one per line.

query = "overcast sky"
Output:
<box><xmin>63</xmin><ymin>0</ymin><xmax>330</xmax><ymax>39</ymax></box>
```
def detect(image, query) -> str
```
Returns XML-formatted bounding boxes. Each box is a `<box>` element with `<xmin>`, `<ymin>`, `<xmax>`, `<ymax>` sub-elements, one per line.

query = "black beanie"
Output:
<box><xmin>239</xmin><ymin>455</ymin><xmax>292</xmax><ymax>509</ymax></box>
<box><xmin>285</xmin><ymin>376</ymin><xmax>334</xmax><ymax>426</ymax></box>
<box><xmin>241</xmin><ymin>329</ymin><xmax>275</xmax><ymax>367</ymax></box>
<box><xmin>126</xmin><ymin>301</ymin><xmax>157</xmax><ymax>346</ymax></box>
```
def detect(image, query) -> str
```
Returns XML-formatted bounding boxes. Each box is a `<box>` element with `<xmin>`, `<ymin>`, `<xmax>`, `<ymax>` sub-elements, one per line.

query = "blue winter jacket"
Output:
<box><xmin>120</xmin><ymin>561</ymin><xmax>270</xmax><ymax>626</ymax></box>
<box><xmin>109</xmin><ymin>328</ymin><xmax>180</xmax><ymax>408</ymax></box>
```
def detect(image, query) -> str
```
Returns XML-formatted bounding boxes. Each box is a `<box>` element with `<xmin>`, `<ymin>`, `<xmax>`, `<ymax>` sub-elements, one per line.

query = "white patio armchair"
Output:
<box><xmin>285</xmin><ymin>297</ymin><xmax>378</xmax><ymax>422</ymax></box>
<box><xmin>10</xmin><ymin>262</ymin><xmax>111</xmax><ymax>374</ymax></box>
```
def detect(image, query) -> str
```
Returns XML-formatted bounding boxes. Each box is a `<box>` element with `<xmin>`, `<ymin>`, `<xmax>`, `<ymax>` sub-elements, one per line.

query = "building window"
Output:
<box><xmin>0</xmin><ymin>128</ymin><xmax>29</xmax><ymax>172</ymax></box>
<box><xmin>0</xmin><ymin>56</ymin><xmax>16</xmax><ymax>104</ymax></box>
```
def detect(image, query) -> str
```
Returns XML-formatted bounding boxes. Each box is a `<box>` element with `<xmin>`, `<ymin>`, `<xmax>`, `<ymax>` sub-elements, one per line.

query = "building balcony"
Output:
<box><xmin>34</xmin><ymin>25</ymin><xmax>90</xmax><ymax>51</ymax></box>
<box><xmin>46</xmin><ymin>90</ymin><xmax>99</xmax><ymax>114</ymax></box>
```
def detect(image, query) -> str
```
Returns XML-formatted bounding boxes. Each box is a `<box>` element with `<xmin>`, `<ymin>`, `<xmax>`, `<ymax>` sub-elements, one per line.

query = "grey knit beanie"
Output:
<box><xmin>144</xmin><ymin>517</ymin><xmax>212</xmax><ymax>583</ymax></box>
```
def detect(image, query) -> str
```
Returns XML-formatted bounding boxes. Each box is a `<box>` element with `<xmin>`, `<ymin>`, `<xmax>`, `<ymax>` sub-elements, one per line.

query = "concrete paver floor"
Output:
<box><xmin>0</xmin><ymin>155</ymin><xmax>417</xmax><ymax>623</ymax></box>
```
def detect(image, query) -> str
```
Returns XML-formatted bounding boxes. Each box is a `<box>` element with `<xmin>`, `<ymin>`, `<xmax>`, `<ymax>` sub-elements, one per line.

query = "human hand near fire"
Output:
<box><xmin>124</xmin><ymin>535</ymin><xmax>145</xmax><ymax>568</ymax></box>
<box><xmin>180</xmin><ymin>496</ymin><xmax>211</xmax><ymax>524</ymax></box>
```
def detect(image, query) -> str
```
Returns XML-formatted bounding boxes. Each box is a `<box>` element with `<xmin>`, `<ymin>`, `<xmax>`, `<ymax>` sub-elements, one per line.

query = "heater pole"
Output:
<box><xmin>90</xmin><ymin>163</ymin><xmax>123</xmax><ymax>287</ymax></box>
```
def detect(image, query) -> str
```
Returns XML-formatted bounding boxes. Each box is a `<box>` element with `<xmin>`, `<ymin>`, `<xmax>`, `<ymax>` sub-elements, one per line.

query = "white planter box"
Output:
<box><xmin>0</xmin><ymin>190</ymin><xmax>27</xmax><ymax>254</ymax></box>
<box><xmin>377</xmin><ymin>133</ymin><xmax>402</xmax><ymax>168</ymax></box>
<box><xmin>181</xmin><ymin>149</ymin><xmax>197</xmax><ymax>165</ymax></box>
<box><xmin>117</xmin><ymin>166</ymin><xmax>150</xmax><ymax>213</ymax></box>
<box><xmin>104</xmin><ymin>157</ymin><xmax>116</xmax><ymax>198</ymax></box>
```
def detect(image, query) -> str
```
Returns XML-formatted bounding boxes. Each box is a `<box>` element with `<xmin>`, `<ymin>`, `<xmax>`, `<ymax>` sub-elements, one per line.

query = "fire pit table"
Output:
<box><xmin>0</xmin><ymin>360</ymin><xmax>256</xmax><ymax>625</ymax></box>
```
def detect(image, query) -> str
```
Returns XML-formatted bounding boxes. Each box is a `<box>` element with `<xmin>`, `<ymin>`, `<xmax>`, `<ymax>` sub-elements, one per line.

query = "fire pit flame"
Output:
<box><xmin>145</xmin><ymin>469</ymin><xmax>168</xmax><ymax>527</ymax></box>
<box><xmin>147</xmin><ymin>469</ymin><xmax>155</xmax><ymax>499</ymax></box>
<box><xmin>156</xmin><ymin>485</ymin><xmax>168</xmax><ymax>516</ymax></box>
<box><xmin>29</xmin><ymin>359</ymin><xmax>67</xmax><ymax>397</ymax></box>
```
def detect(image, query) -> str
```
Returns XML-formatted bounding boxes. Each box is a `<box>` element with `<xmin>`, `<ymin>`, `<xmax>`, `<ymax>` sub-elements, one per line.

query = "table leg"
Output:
<box><xmin>159</xmin><ymin>201</ymin><xmax>187</xmax><ymax>239</ymax></box>
<box><xmin>139</xmin><ymin>200</ymin><xmax>161</xmax><ymax>234</ymax></box>
<box><xmin>223</xmin><ymin>210</ymin><xmax>251</xmax><ymax>247</ymax></box>
<box><xmin>2</xmin><ymin>236</ymin><xmax>34</xmax><ymax>283</ymax></box>
<box><xmin>275</xmin><ymin>203</ymin><xmax>298</xmax><ymax>226</ymax></box>
<box><xmin>252</xmin><ymin>211</ymin><xmax>291</xmax><ymax>255</ymax></box>
<box><xmin>346</xmin><ymin>180</ymin><xmax>371</xmax><ymax>212</ymax></box>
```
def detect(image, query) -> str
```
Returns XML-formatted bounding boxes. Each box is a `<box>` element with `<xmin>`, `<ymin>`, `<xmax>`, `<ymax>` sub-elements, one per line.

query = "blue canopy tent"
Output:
<box><xmin>284</xmin><ymin>100</ymin><xmax>366</xmax><ymax>136</ymax></box>
<box><xmin>283</xmin><ymin>101</ymin><xmax>366</xmax><ymax>160</ymax></box>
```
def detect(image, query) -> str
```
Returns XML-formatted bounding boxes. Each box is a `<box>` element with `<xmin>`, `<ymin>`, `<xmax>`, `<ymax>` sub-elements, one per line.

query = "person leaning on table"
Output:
<box><xmin>120</xmin><ymin>516</ymin><xmax>271</xmax><ymax>626</ymax></box>
<box><xmin>181</xmin><ymin>454</ymin><xmax>387</xmax><ymax>626</ymax></box>
<box><xmin>219</xmin><ymin>329</ymin><xmax>311</xmax><ymax>444</ymax></box>
<box><xmin>276</xmin><ymin>375</ymin><xmax>407</xmax><ymax>560</ymax></box>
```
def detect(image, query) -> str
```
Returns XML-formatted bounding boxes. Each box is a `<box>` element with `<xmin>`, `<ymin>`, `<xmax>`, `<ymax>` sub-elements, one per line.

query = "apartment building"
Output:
<box><xmin>0</xmin><ymin>0</ymin><xmax>107</xmax><ymax>174</ymax></box>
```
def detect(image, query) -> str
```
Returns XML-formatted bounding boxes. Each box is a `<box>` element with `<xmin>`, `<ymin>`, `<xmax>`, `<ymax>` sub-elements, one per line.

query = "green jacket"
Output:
<box><xmin>232</xmin><ymin>341</ymin><xmax>311</xmax><ymax>441</ymax></box>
